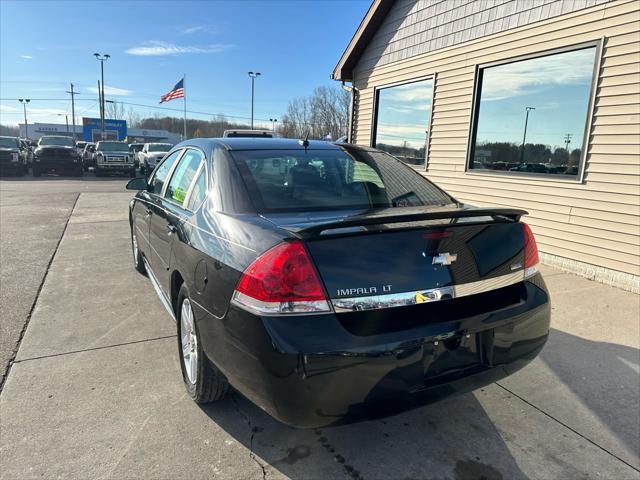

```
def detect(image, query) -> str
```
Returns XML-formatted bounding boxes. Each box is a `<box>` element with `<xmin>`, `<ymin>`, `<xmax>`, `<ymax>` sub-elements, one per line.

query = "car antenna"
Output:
<box><xmin>299</xmin><ymin>132</ymin><xmax>310</xmax><ymax>151</ymax></box>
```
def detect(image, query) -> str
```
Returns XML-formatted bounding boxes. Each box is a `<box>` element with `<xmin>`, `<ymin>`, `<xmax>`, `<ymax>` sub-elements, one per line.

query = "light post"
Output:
<box><xmin>248</xmin><ymin>71</ymin><xmax>261</xmax><ymax>129</ymax></box>
<box><xmin>94</xmin><ymin>53</ymin><xmax>110</xmax><ymax>138</ymax></box>
<box><xmin>269</xmin><ymin>118</ymin><xmax>278</xmax><ymax>132</ymax></box>
<box><xmin>520</xmin><ymin>106</ymin><xmax>535</xmax><ymax>164</ymax></box>
<box><xmin>18</xmin><ymin>99</ymin><xmax>30</xmax><ymax>138</ymax></box>
<box><xmin>57</xmin><ymin>114</ymin><xmax>70</xmax><ymax>134</ymax></box>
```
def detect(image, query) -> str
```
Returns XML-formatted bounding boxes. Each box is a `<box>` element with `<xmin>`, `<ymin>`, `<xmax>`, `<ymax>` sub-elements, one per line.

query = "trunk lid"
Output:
<box><xmin>263</xmin><ymin>206</ymin><xmax>528</xmax><ymax>306</ymax></box>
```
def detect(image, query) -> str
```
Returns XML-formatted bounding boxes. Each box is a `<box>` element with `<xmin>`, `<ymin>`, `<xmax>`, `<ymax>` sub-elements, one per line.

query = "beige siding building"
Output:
<box><xmin>333</xmin><ymin>0</ymin><xmax>640</xmax><ymax>292</ymax></box>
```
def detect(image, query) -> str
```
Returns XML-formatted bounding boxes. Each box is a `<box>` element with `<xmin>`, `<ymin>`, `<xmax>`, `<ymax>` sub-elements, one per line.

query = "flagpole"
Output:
<box><xmin>183</xmin><ymin>74</ymin><xmax>187</xmax><ymax>140</ymax></box>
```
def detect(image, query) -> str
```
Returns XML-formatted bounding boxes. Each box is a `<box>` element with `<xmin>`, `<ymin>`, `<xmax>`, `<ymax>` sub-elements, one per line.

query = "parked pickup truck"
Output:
<box><xmin>94</xmin><ymin>141</ymin><xmax>136</xmax><ymax>177</ymax></box>
<box><xmin>0</xmin><ymin>136</ymin><xmax>27</xmax><ymax>176</ymax></box>
<box><xmin>33</xmin><ymin>136</ymin><xmax>82</xmax><ymax>177</ymax></box>
<box><xmin>138</xmin><ymin>143</ymin><xmax>172</xmax><ymax>173</ymax></box>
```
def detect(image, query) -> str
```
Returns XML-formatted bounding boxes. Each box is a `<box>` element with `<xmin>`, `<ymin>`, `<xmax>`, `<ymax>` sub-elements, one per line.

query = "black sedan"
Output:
<box><xmin>126</xmin><ymin>138</ymin><xmax>550</xmax><ymax>427</ymax></box>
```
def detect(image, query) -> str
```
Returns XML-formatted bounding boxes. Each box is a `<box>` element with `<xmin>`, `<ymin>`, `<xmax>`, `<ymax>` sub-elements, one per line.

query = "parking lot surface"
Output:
<box><xmin>0</xmin><ymin>177</ymin><xmax>639</xmax><ymax>480</ymax></box>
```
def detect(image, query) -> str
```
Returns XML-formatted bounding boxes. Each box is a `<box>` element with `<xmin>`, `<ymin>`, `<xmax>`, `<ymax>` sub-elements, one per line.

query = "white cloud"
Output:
<box><xmin>87</xmin><ymin>85</ymin><xmax>133</xmax><ymax>96</ymax></box>
<box><xmin>481</xmin><ymin>48</ymin><xmax>596</xmax><ymax>102</ymax></box>
<box><xmin>20</xmin><ymin>55</ymin><xmax>33</xmax><ymax>59</ymax></box>
<box><xmin>125</xmin><ymin>40</ymin><xmax>232</xmax><ymax>56</ymax></box>
<box><xmin>180</xmin><ymin>25</ymin><xmax>212</xmax><ymax>35</ymax></box>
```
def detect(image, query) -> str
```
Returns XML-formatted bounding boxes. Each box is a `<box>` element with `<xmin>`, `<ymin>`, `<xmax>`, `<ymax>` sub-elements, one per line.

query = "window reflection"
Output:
<box><xmin>374</xmin><ymin>78</ymin><xmax>433</xmax><ymax>166</ymax></box>
<box><xmin>470</xmin><ymin>47</ymin><xmax>596</xmax><ymax>177</ymax></box>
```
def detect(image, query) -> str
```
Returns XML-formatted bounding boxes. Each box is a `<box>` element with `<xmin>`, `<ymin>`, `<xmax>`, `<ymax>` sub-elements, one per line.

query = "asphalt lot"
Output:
<box><xmin>0</xmin><ymin>176</ymin><xmax>639</xmax><ymax>480</ymax></box>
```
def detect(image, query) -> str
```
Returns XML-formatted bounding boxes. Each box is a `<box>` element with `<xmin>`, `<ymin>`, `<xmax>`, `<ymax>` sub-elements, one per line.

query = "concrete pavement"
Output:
<box><xmin>0</xmin><ymin>179</ymin><xmax>638</xmax><ymax>480</ymax></box>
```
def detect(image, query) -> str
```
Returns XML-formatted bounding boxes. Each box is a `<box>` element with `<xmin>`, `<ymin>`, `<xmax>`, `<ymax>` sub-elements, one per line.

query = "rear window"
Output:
<box><xmin>230</xmin><ymin>149</ymin><xmax>454</xmax><ymax>212</ymax></box>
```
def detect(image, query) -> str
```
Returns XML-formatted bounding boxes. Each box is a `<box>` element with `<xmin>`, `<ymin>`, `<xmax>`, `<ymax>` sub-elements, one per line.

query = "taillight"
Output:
<box><xmin>232</xmin><ymin>241</ymin><xmax>331</xmax><ymax>315</ymax></box>
<box><xmin>522</xmin><ymin>223</ymin><xmax>539</xmax><ymax>278</ymax></box>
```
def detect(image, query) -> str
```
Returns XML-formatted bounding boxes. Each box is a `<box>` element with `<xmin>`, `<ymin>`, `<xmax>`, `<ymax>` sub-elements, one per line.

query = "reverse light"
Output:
<box><xmin>231</xmin><ymin>241</ymin><xmax>331</xmax><ymax>315</ymax></box>
<box><xmin>522</xmin><ymin>223</ymin><xmax>539</xmax><ymax>278</ymax></box>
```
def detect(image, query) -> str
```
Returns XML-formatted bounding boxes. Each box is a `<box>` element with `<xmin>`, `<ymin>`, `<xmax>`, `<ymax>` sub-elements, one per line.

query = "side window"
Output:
<box><xmin>187</xmin><ymin>167</ymin><xmax>207</xmax><ymax>211</ymax></box>
<box><xmin>165</xmin><ymin>149</ymin><xmax>204</xmax><ymax>205</ymax></box>
<box><xmin>150</xmin><ymin>149</ymin><xmax>182</xmax><ymax>195</ymax></box>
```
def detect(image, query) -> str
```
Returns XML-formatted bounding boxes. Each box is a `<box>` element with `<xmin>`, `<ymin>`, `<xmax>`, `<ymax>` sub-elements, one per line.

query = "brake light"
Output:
<box><xmin>232</xmin><ymin>241</ymin><xmax>331</xmax><ymax>315</ymax></box>
<box><xmin>522</xmin><ymin>223</ymin><xmax>539</xmax><ymax>278</ymax></box>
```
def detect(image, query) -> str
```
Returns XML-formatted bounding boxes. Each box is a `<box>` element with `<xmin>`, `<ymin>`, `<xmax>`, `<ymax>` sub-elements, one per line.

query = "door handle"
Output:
<box><xmin>167</xmin><ymin>224</ymin><xmax>178</xmax><ymax>235</ymax></box>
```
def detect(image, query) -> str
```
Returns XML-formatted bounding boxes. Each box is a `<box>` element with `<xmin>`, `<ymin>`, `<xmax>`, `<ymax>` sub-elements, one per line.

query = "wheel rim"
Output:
<box><xmin>181</xmin><ymin>299</ymin><xmax>198</xmax><ymax>384</ymax></box>
<box><xmin>131</xmin><ymin>229</ymin><xmax>139</xmax><ymax>264</ymax></box>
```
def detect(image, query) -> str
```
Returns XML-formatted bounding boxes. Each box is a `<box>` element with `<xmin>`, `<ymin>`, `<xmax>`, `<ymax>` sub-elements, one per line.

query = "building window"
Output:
<box><xmin>469</xmin><ymin>46</ymin><xmax>597</xmax><ymax>178</ymax></box>
<box><xmin>373</xmin><ymin>78</ymin><xmax>434</xmax><ymax>166</ymax></box>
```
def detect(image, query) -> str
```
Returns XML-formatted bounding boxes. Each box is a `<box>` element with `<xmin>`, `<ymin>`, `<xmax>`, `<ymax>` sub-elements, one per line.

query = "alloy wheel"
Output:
<box><xmin>181</xmin><ymin>299</ymin><xmax>198</xmax><ymax>384</ymax></box>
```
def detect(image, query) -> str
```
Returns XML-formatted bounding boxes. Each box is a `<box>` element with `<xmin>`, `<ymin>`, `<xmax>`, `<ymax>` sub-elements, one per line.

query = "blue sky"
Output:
<box><xmin>0</xmin><ymin>0</ymin><xmax>370</xmax><ymax>128</ymax></box>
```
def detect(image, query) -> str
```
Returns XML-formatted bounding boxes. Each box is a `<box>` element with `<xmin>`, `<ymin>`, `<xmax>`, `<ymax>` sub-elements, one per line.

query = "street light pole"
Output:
<box><xmin>248</xmin><ymin>71</ymin><xmax>261</xmax><ymax>129</ymax></box>
<box><xmin>94</xmin><ymin>53</ymin><xmax>110</xmax><ymax>138</ymax></box>
<box><xmin>269</xmin><ymin>118</ymin><xmax>278</xmax><ymax>132</ymax></box>
<box><xmin>18</xmin><ymin>99</ymin><xmax>30</xmax><ymax>139</ymax></box>
<box><xmin>520</xmin><ymin>106</ymin><xmax>535</xmax><ymax>164</ymax></box>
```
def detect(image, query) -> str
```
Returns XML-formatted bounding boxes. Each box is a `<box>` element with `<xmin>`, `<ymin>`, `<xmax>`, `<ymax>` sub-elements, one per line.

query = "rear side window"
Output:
<box><xmin>150</xmin><ymin>149</ymin><xmax>182</xmax><ymax>195</ymax></box>
<box><xmin>230</xmin><ymin>149</ymin><xmax>454</xmax><ymax>212</ymax></box>
<box><xmin>165</xmin><ymin>149</ymin><xmax>204</xmax><ymax>205</ymax></box>
<box><xmin>187</xmin><ymin>167</ymin><xmax>207</xmax><ymax>211</ymax></box>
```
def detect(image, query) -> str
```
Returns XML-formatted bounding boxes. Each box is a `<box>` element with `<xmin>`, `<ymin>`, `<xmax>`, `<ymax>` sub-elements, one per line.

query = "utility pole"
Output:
<box><xmin>563</xmin><ymin>133</ymin><xmax>572</xmax><ymax>151</ymax></box>
<box><xmin>18</xmin><ymin>99</ymin><xmax>30</xmax><ymax>138</ymax></box>
<box><xmin>94</xmin><ymin>53</ymin><xmax>110</xmax><ymax>138</ymax></box>
<box><xmin>248</xmin><ymin>71</ymin><xmax>261</xmax><ymax>129</ymax></box>
<box><xmin>66</xmin><ymin>83</ymin><xmax>78</xmax><ymax>141</ymax></box>
<box><xmin>58</xmin><ymin>114</ymin><xmax>69</xmax><ymax>133</ymax></box>
<box><xmin>520</xmin><ymin>106</ymin><xmax>535</xmax><ymax>164</ymax></box>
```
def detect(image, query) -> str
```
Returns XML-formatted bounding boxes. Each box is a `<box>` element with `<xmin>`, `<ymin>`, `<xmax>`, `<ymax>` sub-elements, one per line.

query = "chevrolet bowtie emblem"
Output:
<box><xmin>432</xmin><ymin>252</ymin><xmax>457</xmax><ymax>266</ymax></box>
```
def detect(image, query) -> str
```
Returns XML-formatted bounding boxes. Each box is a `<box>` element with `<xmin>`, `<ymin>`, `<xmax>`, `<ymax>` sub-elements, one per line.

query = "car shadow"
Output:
<box><xmin>200</xmin><ymin>387</ymin><xmax>526</xmax><ymax>480</ymax></box>
<box><xmin>535</xmin><ymin>328</ymin><xmax>640</xmax><ymax>464</ymax></box>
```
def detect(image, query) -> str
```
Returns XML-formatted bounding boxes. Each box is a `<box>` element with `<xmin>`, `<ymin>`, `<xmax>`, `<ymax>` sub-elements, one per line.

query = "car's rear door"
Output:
<box><xmin>149</xmin><ymin>148</ymin><xmax>205</xmax><ymax>293</ymax></box>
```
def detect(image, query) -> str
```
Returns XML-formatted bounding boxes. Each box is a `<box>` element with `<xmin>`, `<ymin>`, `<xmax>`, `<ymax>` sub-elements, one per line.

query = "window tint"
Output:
<box><xmin>470</xmin><ymin>47</ymin><xmax>596</xmax><ymax>177</ymax></box>
<box><xmin>374</xmin><ymin>78</ymin><xmax>434</xmax><ymax>166</ymax></box>
<box><xmin>165</xmin><ymin>149</ymin><xmax>203</xmax><ymax>205</ymax></box>
<box><xmin>150</xmin><ymin>149</ymin><xmax>182</xmax><ymax>195</ymax></box>
<box><xmin>187</xmin><ymin>167</ymin><xmax>207</xmax><ymax>211</ymax></box>
<box><xmin>231</xmin><ymin>149</ymin><xmax>453</xmax><ymax>212</ymax></box>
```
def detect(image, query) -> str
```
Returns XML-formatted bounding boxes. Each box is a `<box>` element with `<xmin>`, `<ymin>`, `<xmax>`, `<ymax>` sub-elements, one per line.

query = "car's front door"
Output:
<box><xmin>149</xmin><ymin>148</ymin><xmax>205</xmax><ymax>293</ymax></box>
<box><xmin>145</xmin><ymin>149</ymin><xmax>184</xmax><ymax>289</ymax></box>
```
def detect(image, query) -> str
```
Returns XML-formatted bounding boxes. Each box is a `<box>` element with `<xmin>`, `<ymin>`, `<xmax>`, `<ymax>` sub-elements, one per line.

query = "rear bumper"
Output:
<box><xmin>197</xmin><ymin>275</ymin><xmax>550</xmax><ymax>428</ymax></box>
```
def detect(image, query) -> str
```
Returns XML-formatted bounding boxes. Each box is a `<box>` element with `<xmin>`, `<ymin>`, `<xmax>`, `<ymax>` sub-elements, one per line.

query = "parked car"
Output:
<box><xmin>126</xmin><ymin>138</ymin><xmax>551</xmax><ymax>428</ymax></box>
<box><xmin>82</xmin><ymin>143</ymin><xmax>96</xmax><ymax>171</ymax></box>
<box><xmin>76</xmin><ymin>141</ymin><xmax>88</xmax><ymax>158</ymax></box>
<box><xmin>94</xmin><ymin>141</ymin><xmax>135</xmax><ymax>177</ymax></box>
<box><xmin>0</xmin><ymin>136</ymin><xmax>27</xmax><ymax>176</ymax></box>
<box><xmin>129</xmin><ymin>143</ymin><xmax>145</xmax><ymax>169</ymax></box>
<box><xmin>222</xmin><ymin>129</ymin><xmax>275</xmax><ymax>138</ymax></box>
<box><xmin>32</xmin><ymin>136</ymin><xmax>82</xmax><ymax>177</ymax></box>
<box><xmin>138</xmin><ymin>143</ymin><xmax>172</xmax><ymax>173</ymax></box>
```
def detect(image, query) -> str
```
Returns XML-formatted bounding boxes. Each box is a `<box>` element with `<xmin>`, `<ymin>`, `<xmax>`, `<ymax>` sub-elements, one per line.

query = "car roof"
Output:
<box><xmin>175</xmin><ymin>137</ymin><xmax>342</xmax><ymax>152</ymax></box>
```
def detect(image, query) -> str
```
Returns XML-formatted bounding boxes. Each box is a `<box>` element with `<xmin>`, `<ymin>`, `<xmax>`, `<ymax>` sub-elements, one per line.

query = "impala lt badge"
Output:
<box><xmin>432</xmin><ymin>252</ymin><xmax>457</xmax><ymax>266</ymax></box>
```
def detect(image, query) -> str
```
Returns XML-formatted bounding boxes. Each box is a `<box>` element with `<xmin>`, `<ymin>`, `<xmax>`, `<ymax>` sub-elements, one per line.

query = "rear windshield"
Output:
<box><xmin>39</xmin><ymin>137</ymin><xmax>75</xmax><ymax>146</ymax></box>
<box><xmin>231</xmin><ymin>148</ymin><xmax>454</xmax><ymax>212</ymax></box>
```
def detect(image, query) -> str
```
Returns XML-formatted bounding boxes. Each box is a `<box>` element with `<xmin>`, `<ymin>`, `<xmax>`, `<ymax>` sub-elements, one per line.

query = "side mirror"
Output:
<box><xmin>126</xmin><ymin>177</ymin><xmax>149</xmax><ymax>191</ymax></box>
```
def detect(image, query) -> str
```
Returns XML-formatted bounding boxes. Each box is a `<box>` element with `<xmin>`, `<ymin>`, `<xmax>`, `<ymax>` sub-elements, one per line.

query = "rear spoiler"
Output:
<box><xmin>294</xmin><ymin>207</ymin><xmax>527</xmax><ymax>238</ymax></box>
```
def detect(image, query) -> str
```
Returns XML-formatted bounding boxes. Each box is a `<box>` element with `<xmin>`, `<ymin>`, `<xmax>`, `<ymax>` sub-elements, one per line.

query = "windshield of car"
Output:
<box><xmin>0</xmin><ymin>137</ymin><xmax>19</xmax><ymax>148</ymax></box>
<box><xmin>231</xmin><ymin>149</ymin><xmax>454</xmax><ymax>212</ymax></box>
<box><xmin>148</xmin><ymin>144</ymin><xmax>172</xmax><ymax>152</ymax></box>
<box><xmin>39</xmin><ymin>136</ymin><xmax>75</xmax><ymax>146</ymax></box>
<box><xmin>97</xmin><ymin>142</ymin><xmax>129</xmax><ymax>152</ymax></box>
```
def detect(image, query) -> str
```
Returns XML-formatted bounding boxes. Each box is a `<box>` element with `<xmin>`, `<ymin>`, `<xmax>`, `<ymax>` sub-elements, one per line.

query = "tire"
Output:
<box><xmin>130</xmin><ymin>222</ymin><xmax>146</xmax><ymax>275</ymax></box>
<box><xmin>177</xmin><ymin>284</ymin><xmax>229</xmax><ymax>403</ymax></box>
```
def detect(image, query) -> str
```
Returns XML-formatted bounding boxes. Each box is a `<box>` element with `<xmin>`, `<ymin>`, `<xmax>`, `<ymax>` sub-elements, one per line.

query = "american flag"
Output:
<box><xmin>159</xmin><ymin>78</ymin><xmax>184</xmax><ymax>104</ymax></box>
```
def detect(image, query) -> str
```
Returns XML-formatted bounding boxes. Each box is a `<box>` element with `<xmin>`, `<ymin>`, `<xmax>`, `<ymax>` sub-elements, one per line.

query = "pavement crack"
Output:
<box><xmin>0</xmin><ymin>192</ymin><xmax>80</xmax><ymax>394</ymax></box>
<box><xmin>231</xmin><ymin>392</ymin><xmax>268</xmax><ymax>480</ymax></box>
<box><xmin>13</xmin><ymin>335</ymin><xmax>176</xmax><ymax>364</ymax></box>
<box><xmin>495</xmin><ymin>382</ymin><xmax>640</xmax><ymax>474</ymax></box>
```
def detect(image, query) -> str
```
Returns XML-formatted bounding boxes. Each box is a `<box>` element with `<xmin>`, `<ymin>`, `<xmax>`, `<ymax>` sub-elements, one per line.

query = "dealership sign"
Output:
<box><xmin>82</xmin><ymin>117</ymin><xmax>127</xmax><ymax>142</ymax></box>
